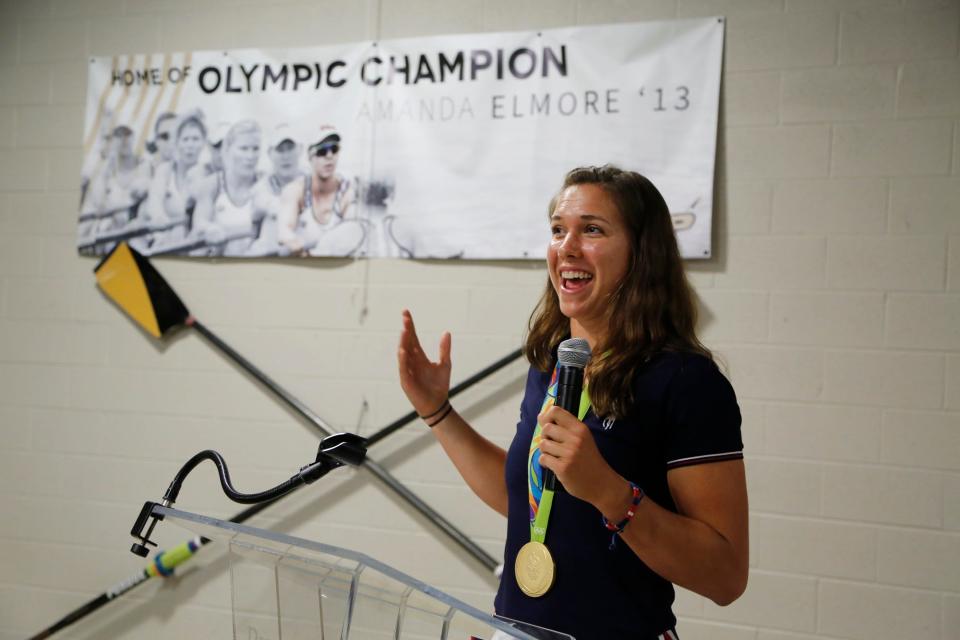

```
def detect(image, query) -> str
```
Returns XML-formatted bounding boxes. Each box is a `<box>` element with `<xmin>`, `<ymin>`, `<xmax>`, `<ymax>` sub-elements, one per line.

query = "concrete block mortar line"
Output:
<box><xmin>368</xmin><ymin>0</ymin><xmax>383</xmax><ymax>53</ymax></box>
<box><xmin>832</xmin><ymin>3</ymin><xmax>842</xmax><ymax>67</ymax></box>
<box><xmin>943</xmin><ymin>232</ymin><xmax>951</xmax><ymax>291</ymax></box>
<box><xmin>766</xmin><ymin>453</ymin><xmax>933</xmax><ymax>481</ymax></box>
<box><xmin>268</xmin><ymin>515</ymin><xmax>506</xmax><ymax>547</ymax></box>
<box><xmin>827</xmin><ymin>122</ymin><xmax>835</xmax><ymax>177</ymax></box>
<box><xmin>880</xmin><ymin>289</ymin><xmax>888</xmax><ymax>348</ymax></box>
<box><xmin>9</xmin><ymin>20</ymin><xmax>20</xmax><ymax>66</ymax></box>
<box><xmin>892</xmin><ymin>59</ymin><xmax>905</xmax><ymax>118</ymax></box>
<box><xmin>954</xmin><ymin>120</ymin><xmax>959</xmax><ymax>177</ymax></box>
<box><xmin>6</xmin><ymin>447</ymin><xmax>184</xmax><ymax>471</ymax></box>
<box><xmin>816</xmin><ymin>573</ymin><xmax>960</xmax><ymax>598</ymax></box>
<box><xmin>737</xmin><ymin>567</ymin><xmax>823</xmax><ymax>583</ymax></box>
<box><xmin>422</xmin><ymin>580</ymin><xmax>499</xmax><ymax>598</ymax></box>
<box><xmin>820</xmin><ymin>236</ymin><xmax>830</xmax><ymax>288</ymax></box>
<box><xmin>882</xmin><ymin>174</ymin><xmax>893</xmax><ymax>232</ymax></box>
<box><xmin>940</xmin><ymin>471</ymin><xmax>956</xmax><ymax>532</ymax></box>
<box><xmin>813</xmin><ymin>576</ymin><xmax>821</xmax><ymax>634</ymax></box>
<box><xmin>763</xmin><ymin>176</ymin><xmax>775</xmax><ymax>233</ymax></box>
<box><xmin>8</xmin><ymin>103</ymin><xmax>19</xmax><ymax>150</ymax></box>
<box><xmin>4</xmin><ymin>493</ymin><xmax>156</xmax><ymax>518</ymax></box>
<box><xmin>943</xmin><ymin>594</ymin><xmax>952</xmax><ymax>640</ymax></box>
<box><xmin>0</xmin><ymin>580</ymin><xmax>145</xmax><ymax>600</ymax></box>
<box><xmin>819</xmin><ymin>285</ymin><xmax>953</xmax><ymax>296</ymax></box>
<box><xmin>776</xmin><ymin>68</ymin><xmax>783</xmax><ymax>126</ymax></box>
<box><xmin>943</xmin><ymin>354</ymin><xmax>949</xmax><ymax>410</ymax></box>
<box><xmin>817</xmin><ymin>323</ymin><xmax>826</xmax><ymax>403</ymax></box>
<box><xmin>0</xmin><ymin>533</ymin><xmax>139</xmax><ymax>557</ymax></box>
<box><xmin>749</xmin><ymin>511</ymin><xmax>952</xmax><ymax>548</ymax></box>
<box><xmin>952</xmin><ymin>120</ymin><xmax>958</xmax><ymax>175</ymax></box>
<box><xmin>429</xmin><ymin>583</ymin><xmax>499</xmax><ymax>598</ymax></box>
<box><xmin>954</xmin><ymin>9</ymin><xmax>960</xmax><ymax>59</ymax></box>
<box><xmin>763</xmin><ymin>285</ymin><xmax>773</xmax><ymax>344</ymax></box>
<box><xmin>0</xmin><ymin>525</ymin><xmax>139</xmax><ymax>553</ymax></box>
<box><xmin>754</xmin><ymin>453</ymin><xmax>952</xmax><ymax>496</ymax></box>
<box><xmin>757</xmin><ymin>400</ymin><xmax>767</xmax><ymax>456</ymax></box>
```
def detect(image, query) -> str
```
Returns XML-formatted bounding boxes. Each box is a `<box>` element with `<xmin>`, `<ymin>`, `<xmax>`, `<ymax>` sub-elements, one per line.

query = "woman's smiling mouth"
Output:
<box><xmin>560</xmin><ymin>270</ymin><xmax>594</xmax><ymax>292</ymax></box>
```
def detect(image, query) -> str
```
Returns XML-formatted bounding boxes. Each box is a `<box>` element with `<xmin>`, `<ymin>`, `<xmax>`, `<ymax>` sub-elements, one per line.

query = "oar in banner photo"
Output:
<box><xmin>92</xmin><ymin>240</ymin><xmax>497</xmax><ymax>570</ymax></box>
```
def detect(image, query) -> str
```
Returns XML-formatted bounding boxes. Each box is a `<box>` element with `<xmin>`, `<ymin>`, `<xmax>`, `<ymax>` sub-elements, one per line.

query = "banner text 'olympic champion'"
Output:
<box><xmin>195</xmin><ymin>45</ymin><xmax>568</xmax><ymax>94</ymax></box>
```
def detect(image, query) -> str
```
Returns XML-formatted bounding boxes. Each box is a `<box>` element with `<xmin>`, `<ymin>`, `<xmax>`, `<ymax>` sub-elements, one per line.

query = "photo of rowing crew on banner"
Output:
<box><xmin>77</xmin><ymin>110</ymin><xmax>402</xmax><ymax>258</ymax></box>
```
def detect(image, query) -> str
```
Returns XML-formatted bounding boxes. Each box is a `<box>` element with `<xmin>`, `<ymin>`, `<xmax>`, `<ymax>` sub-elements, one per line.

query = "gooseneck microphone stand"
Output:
<box><xmin>130</xmin><ymin>432</ymin><xmax>368</xmax><ymax>558</ymax></box>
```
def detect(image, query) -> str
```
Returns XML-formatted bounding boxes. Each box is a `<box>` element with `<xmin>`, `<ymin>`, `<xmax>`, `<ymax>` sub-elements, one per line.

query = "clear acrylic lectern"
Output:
<box><xmin>156</xmin><ymin>506</ymin><xmax>575</xmax><ymax>640</ymax></box>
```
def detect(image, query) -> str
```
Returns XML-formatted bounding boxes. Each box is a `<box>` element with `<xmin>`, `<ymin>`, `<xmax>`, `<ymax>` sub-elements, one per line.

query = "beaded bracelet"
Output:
<box><xmin>601</xmin><ymin>482</ymin><xmax>644</xmax><ymax>550</ymax></box>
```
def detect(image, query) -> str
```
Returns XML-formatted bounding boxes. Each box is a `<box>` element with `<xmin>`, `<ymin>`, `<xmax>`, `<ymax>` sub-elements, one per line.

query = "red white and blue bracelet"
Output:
<box><xmin>601</xmin><ymin>481</ymin><xmax>644</xmax><ymax>550</ymax></box>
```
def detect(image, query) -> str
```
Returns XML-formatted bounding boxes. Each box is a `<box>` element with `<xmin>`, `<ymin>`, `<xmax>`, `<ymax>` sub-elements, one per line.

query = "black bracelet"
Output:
<box><xmin>425</xmin><ymin>403</ymin><xmax>454</xmax><ymax>428</ymax></box>
<box><xmin>419</xmin><ymin>399</ymin><xmax>450</xmax><ymax>421</ymax></box>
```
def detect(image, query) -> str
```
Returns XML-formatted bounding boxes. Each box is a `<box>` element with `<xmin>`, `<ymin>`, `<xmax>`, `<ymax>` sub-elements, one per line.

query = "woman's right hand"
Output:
<box><xmin>397</xmin><ymin>309</ymin><xmax>451</xmax><ymax>418</ymax></box>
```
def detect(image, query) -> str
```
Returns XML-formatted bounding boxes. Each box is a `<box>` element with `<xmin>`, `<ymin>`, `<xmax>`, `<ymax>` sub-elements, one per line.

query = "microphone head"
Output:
<box><xmin>558</xmin><ymin>337</ymin><xmax>591</xmax><ymax>370</ymax></box>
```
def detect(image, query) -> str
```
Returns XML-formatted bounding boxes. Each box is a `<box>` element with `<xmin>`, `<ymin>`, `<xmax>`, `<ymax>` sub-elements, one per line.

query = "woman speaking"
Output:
<box><xmin>397</xmin><ymin>166</ymin><xmax>747</xmax><ymax>639</ymax></box>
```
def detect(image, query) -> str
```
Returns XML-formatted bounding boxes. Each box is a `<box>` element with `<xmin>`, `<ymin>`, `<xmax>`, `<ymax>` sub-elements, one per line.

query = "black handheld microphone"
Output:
<box><xmin>543</xmin><ymin>337</ymin><xmax>592</xmax><ymax>491</ymax></box>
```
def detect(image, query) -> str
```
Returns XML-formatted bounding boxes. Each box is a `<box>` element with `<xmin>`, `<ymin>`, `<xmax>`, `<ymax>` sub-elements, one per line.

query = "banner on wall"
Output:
<box><xmin>76</xmin><ymin>18</ymin><xmax>723</xmax><ymax>260</ymax></box>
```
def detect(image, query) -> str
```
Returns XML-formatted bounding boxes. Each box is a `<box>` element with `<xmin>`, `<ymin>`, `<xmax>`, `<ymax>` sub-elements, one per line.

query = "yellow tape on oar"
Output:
<box><xmin>94</xmin><ymin>242</ymin><xmax>190</xmax><ymax>339</ymax></box>
<box><xmin>145</xmin><ymin>537</ymin><xmax>203</xmax><ymax>578</ymax></box>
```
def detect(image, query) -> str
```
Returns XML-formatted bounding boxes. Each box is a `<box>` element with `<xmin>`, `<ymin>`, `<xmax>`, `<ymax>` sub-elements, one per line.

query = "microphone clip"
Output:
<box><xmin>299</xmin><ymin>432</ymin><xmax>367</xmax><ymax>483</ymax></box>
<box><xmin>130</xmin><ymin>500</ymin><xmax>167</xmax><ymax>558</ymax></box>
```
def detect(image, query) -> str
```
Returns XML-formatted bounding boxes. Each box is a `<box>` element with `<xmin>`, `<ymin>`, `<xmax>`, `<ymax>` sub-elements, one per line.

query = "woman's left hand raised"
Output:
<box><xmin>537</xmin><ymin>405</ymin><xmax>622</xmax><ymax>507</ymax></box>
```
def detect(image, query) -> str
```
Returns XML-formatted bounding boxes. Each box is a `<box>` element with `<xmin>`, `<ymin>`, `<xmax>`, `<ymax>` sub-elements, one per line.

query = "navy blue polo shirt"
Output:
<box><xmin>494</xmin><ymin>352</ymin><xmax>743</xmax><ymax>639</ymax></box>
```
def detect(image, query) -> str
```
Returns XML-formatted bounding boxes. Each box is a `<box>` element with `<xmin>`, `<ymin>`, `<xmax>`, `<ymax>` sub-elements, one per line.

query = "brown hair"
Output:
<box><xmin>176</xmin><ymin>111</ymin><xmax>207</xmax><ymax>141</ymax></box>
<box><xmin>524</xmin><ymin>165</ymin><xmax>711</xmax><ymax>418</ymax></box>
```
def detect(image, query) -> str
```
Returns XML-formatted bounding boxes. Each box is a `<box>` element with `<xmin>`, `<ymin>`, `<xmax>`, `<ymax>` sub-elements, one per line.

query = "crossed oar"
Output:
<box><xmin>28</xmin><ymin>242</ymin><xmax>522</xmax><ymax>640</ymax></box>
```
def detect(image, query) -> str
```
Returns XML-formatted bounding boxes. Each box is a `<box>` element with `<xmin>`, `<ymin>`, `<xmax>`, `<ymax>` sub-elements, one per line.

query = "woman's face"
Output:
<box><xmin>270</xmin><ymin>140</ymin><xmax>300</xmax><ymax>180</ymax></box>
<box><xmin>155</xmin><ymin>118</ymin><xmax>175</xmax><ymax>161</ymax></box>
<box><xmin>112</xmin><ymin>128</ymin><xmax>134</xmax><ymax>159</ymax></box>
<box><xmin>310</xmin><ymin>141</ymin><xmax>339</xmax><ymax>179</ymax></box>
<box><xmin>547</xmin><ymin>184</ymin><xmax>632</xmax><ymax>338</ymax></box>
<box><xmin>176</xmin><ymin>123</ymin><xmax>205</xmax><ymax>167</ymax></box>
<box><xmin>226</xmin><ymin>131</ymin><xmax>261</xmax><ymax>179</ymax></box>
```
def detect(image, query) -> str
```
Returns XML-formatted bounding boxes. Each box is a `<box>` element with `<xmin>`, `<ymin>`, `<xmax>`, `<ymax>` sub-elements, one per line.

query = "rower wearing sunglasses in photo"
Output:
<box><xmin>277</xmin><ymin>125</ymin><xmax>366</xmax><ymax>257</ymax></box>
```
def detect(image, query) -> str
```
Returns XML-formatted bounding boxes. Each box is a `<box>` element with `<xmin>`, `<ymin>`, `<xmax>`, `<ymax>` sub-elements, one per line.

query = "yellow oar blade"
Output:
<box><xmin>94</xmin><ymin>242</ymin><xmax>189</xmax><ymax>338</ymax></box>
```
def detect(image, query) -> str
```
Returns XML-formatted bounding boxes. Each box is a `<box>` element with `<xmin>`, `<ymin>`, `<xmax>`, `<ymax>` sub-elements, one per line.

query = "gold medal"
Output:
<box><xmin>514</xmin><ymin>541</ymin><xmax>556</xmax><ymax>597</ymax></box>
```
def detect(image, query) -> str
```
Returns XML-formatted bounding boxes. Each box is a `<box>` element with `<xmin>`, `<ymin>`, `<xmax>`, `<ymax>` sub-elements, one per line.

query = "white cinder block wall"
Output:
<box><xmin>1</xmin><ymin>0</ymin><xmax>958</xmax><ymax>638</ymax></box>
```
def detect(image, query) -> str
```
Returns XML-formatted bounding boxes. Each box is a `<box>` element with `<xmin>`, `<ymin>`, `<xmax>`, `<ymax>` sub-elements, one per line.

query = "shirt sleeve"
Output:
<box><xmin>662</xmin><ymin>355</ymin><xmax>743</xmax><ymax>470</ymax></box>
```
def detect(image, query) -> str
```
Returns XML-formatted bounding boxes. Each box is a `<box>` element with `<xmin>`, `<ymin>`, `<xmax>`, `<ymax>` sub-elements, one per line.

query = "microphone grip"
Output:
<box><xmin>543</xmin><ymin>366</ymin><xmax>585</xmax><ymax>491</ymax></box>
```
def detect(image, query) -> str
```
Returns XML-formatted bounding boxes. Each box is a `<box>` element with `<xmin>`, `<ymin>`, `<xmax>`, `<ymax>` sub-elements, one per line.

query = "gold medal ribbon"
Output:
<box><xmin>518</xmin><ymin>363</ymin><xmax>591</xmax><ymax>597</ymax></box>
